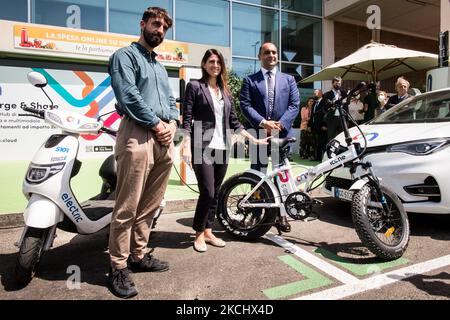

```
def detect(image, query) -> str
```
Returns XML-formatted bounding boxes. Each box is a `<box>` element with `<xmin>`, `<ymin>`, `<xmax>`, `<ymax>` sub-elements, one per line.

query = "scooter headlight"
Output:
<box><xmin>387</xmin><ymin>139</ymin><xmax>450</xmax><ymax>156</ymax></box>
<box><xmin>26</xmin><ymin>162</ymin><xmax>65</xmax><ymax>184</ymax></box>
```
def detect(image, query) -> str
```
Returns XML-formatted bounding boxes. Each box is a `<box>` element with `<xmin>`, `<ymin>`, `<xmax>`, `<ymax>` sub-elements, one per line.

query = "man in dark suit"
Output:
<box><xmin>239</xmin><ymin>42</ymin><xmax>300</xmax><ymax>232</ymax></box>
<box><xmin>320</xmin><ymin>76</ymin><xmax>348</xmax><ymax>142</ymax></box>
<box><xmin>386</xmin><ymin>77</ymin><xmax>410</xmax><ymax>110</ymax></box>
<box><xmin>309</xmin><ymin>89</ymin><xmax>327</xmax><ymax>161</ymax></box>
<box><xmin>240</xmin><ymin>42</ymin><xmax>300</xmax><ymax>172</ymax></box>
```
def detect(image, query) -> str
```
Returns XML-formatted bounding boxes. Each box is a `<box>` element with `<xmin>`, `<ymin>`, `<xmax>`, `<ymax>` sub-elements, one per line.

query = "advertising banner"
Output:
<box><xmin>0</xmin><ymin>65</ymin><xmax>119</xmax><ymax>160</ymax></box>
<box><xmin>13</xmin><ymin>24</ymin><xmax>189</xmax><ymax>63</ymax></box>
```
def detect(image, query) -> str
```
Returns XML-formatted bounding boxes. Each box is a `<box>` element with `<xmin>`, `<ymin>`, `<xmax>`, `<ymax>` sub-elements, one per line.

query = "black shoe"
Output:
<box><xmin>108</xmin><ymin>267</ymin><xmax>138</xmax><ymax>299</ymax></box>
<box><xmin>128</xmin><ymin>253</ymin><xmax>169</xmax><ymax>273</ymax></box>
<box><xmin>277</xmin><ymin>216</ymin><xmax>291</xmax><ymax>233</ymax></box>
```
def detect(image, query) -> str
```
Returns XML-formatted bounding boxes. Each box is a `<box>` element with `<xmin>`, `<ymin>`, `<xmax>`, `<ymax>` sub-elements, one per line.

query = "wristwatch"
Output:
<box><xmin>169</xmin><ymin>119</ymin><xmax>180</xmax><ymax>128</ymax></box>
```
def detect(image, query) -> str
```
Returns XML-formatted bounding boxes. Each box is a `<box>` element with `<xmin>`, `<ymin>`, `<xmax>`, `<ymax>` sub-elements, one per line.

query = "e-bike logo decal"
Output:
<box><xmin>353</xmin><ymin>132</ymin><xmax>379</xmax><ymax>142</ymax></box>
<box><xmin>330</xmin><ymin>155</ymin><xmax>346</xmax><ymax>166</ymax></box>
<box><xmin>31</xmin><ymin>68</ymin><xmax>119</xmax><ymax>141</ymax></box>
<box><xmin>277</xmin><ymin>171</ymin><xmax>290</xmax><ymax>183</ymax></box>
<box><xmin>296</xmin><ymin>173</ymin><xmax>308</xmax><ymax>183</ymax></box>
<box><xmin>51</xmin><ymin>156</ymin><xmax>67</xmax><ymax>162</ymax></box>
<box><xmin>55</xmin><ymin>147</ymin><xmax>70</xmax><ymax>153</ymax></box>
<box><xmin>61</xmin><ymin>193</ymin><xmax>83</xmax><ymax>222</ymax></box>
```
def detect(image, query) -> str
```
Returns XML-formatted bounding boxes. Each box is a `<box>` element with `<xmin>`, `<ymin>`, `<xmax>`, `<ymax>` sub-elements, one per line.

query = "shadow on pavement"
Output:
<box><xmin>0</xmin><ymin>230</ymin><xmax>110</xmax><ymax>292</ymax></box>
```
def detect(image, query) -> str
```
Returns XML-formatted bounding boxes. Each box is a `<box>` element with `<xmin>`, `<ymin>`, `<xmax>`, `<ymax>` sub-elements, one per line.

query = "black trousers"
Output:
<box><xmin>192</xmin><ymin>148</ymin><xmax>229</xmax><ymax>232</ymax></box>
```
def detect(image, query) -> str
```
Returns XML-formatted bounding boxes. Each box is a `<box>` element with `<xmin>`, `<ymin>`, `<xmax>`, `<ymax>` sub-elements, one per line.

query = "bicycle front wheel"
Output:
<box><xmin>351</xmin><ymin>183</ymin><xmax>410</xmax><ymax>260</ymax></box>
<box><xmin>216</xmin><ymin>173</ymin><xmax>278</xmax><ymax>240</ymax></box>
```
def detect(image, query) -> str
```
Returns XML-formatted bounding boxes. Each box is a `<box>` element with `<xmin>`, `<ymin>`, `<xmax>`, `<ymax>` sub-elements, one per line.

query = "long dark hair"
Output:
<box><xmin>200</xmin><ymin>49</ymin><xmax>231</xmax><ymax>97</ymax></box>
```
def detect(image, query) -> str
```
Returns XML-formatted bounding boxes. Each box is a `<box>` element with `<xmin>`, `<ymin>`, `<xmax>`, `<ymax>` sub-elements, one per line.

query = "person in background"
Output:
<box><xmin>181</xmin><ymin>49</ymin><xmax>270</xmax><ymax>253</ymax></box>
<box><xmin>320</xmin><ymin>76</ymin><xmax>347</xmax><ymax>142</ymax></box>
<box><xmin>375</xmin><ymin>90</ymin><xmax>388</xmax><ymax>117</ymax></box>
<box><xmin>363</xmin><ymin>83</ymin><xmax>379</xmax><ymax>122</ymax></box>
<box><xmin>309</xmin><ymin>89</ymin><xmax>326</xmax><ymax>161</ymax></box>
<box><xmin>239</xmin><ymin>42</ymin><xmax>300</xmax><ymax>232</ymax></box>
<box><xmin>386</xmin><ymin>77</ymin><xmax>410</xmax><ymax>110</ymax></box>
<box><xmin>107</xmin><ymin>7</ymin><xmax>178</xmax><ymax>299</ymax></box>
<box><xmin>348</xmin><ymin>94</ymin><xmax>365</xmax><ymax>126</ymax></box>
<box><xmin>299</xmin><ymin>97</ymin><xmax>314</xmax><ymax>159</ymax></box>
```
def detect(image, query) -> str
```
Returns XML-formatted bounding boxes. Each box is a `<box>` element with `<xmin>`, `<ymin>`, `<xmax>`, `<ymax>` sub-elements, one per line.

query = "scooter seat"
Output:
<box><xmin>99</xmin><ymin>155</ymin><xmax>117</xmax><ymax>188</ymax></box>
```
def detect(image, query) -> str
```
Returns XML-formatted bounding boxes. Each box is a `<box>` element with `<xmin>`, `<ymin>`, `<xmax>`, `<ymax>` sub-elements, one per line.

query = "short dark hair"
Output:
<box><xmin>142</xmin><ymin>7</ymin><xmax>173</xmax><ymax>28</ymax></box>
<box><xmin>332</xmin><ymin>76</ymin><xmax>342</xmax><ymax>83</ymax></box>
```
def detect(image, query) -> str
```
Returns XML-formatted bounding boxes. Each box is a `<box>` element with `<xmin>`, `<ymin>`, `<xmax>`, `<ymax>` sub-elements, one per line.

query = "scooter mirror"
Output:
<box><xmin>27</xmin><ymin>71</ymin><xmax>48</xmax><ymax>88</ymax></box>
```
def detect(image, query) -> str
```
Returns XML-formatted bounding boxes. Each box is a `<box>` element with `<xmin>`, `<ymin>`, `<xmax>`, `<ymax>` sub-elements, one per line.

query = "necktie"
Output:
<box><xmin>267</xmin><ymin>71</ymin><xmax>274</xmax><ymax>119</ymax></box>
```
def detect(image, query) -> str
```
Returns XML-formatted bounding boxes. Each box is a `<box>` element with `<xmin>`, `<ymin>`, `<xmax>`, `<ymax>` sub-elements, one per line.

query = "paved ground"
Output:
<box><xmin>1</xmin><ymin>197</ymin><xmax>450</xmax><ymax>301</ymax></box>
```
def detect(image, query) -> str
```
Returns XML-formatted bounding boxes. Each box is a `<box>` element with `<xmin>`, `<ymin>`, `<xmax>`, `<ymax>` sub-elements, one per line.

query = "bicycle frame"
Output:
<box><xmin>239</xmin><ymin>144</ymin><xmax>360</xmax><ymax>209</ymax></box>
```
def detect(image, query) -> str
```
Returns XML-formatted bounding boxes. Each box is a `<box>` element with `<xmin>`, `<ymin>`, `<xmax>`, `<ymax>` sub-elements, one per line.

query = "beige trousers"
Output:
<box><xmin>109</xmin><ymin>117</ymin><xmax>173</xmax><ymax>270</ymax></box>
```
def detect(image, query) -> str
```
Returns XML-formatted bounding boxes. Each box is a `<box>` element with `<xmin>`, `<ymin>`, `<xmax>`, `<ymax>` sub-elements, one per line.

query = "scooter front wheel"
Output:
<box><xmin>14</xmin><ymin>227</ymin><xmax>49</xmax><ymax>285</ymax></box>
<box><xmin>351</xmin><ymin>184</ymin><xmax>410</xmax><ymax>260</ymax></box>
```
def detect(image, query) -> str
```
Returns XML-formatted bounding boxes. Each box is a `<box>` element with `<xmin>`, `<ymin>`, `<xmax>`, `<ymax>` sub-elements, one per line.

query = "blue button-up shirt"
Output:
<box><xmin>108</xmin><ymin>42</ymin><xmax>178</xmax><ymax>128</ymax></box>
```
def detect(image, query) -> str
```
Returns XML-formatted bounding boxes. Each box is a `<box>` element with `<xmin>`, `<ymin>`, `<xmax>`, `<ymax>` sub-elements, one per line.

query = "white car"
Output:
<box><xmin>323</xmin><ymin>88</ymin><xmax>450</xmax><ymax>214</ymax></box>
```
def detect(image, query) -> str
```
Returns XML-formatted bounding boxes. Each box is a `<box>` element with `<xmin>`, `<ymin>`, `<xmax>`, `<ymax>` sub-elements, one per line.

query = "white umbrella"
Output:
<box><xmin>300</xmin><ymin>42</ymin><xmax>438</xmax><ymax>83</ymax></box>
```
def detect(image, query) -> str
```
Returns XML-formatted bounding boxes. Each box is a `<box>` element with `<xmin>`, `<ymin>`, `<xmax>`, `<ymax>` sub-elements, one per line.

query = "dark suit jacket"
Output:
<box><xmin>386</xmin><ymin>94</ymin><xmax>410</xmax><ymax>110</ymax></box>
<box><xmin>182</xmin><ymin>80</ymin><xmax>244</xmax><ymax>149</ymax></box>
<box><xmin>239</xmin><ymin>70</ymin><xmax>300</xmax><ymax>137</ymax></box>
<box><xmin>319</xmin><ymin>89</ymin><xmax>349</xmax><ymax>122</ymax></box>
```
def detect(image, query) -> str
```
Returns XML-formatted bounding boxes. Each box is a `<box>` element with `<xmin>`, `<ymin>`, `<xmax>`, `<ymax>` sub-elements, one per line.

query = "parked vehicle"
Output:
<box><xmin>323</xmin><ymin>88</ymin><xmax>450</xmax><ymax>215</ymax></box>
<box><xmin>14</xmin><ymin>72</ymin><xmax>166</xmax><ymax>285</ymax></box>
<box><xmin>217</xmin><ymin>82</ymin><xmax>410</xmax><ymax>260</ymax></box>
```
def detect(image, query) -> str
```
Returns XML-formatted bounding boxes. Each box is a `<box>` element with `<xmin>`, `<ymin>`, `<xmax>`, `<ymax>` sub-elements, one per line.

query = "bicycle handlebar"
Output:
<box><xmin>21</xmin><ymin>106</ymin><xmax>45</xmax><ymax>118</ymax></box>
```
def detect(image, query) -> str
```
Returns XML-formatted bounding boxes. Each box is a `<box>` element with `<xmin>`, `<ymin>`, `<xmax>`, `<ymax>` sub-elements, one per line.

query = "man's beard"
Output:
<box><xmin>143</xmin><ymin>29</ymin><xmax>163</xmax><ymax>48</ymax></box>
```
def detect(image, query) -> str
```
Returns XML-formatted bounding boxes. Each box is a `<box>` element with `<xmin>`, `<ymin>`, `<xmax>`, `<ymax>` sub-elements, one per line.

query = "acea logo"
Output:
<box><xmin>352</xmin><ymin>132</ymin><xmax>379</xmax><ymax>142</ymax></box>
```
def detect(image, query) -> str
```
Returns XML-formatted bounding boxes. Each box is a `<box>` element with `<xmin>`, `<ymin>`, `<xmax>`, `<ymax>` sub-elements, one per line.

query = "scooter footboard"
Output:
<box><xmin>24</xmin><ymin>194</ymin><xmax>63</xmax><ymax>228</ymax></box>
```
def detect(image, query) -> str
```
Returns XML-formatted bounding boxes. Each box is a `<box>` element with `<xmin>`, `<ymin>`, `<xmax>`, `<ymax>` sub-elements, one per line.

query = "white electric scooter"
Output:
<box><xmin>14</xmin><ymin>72</ymin><xmax>165</xmax><ymax>285</ymax></box>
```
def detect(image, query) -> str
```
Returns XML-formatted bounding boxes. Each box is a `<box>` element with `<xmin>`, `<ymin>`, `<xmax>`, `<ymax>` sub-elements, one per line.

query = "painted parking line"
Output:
<box><xmin>296</xmin><ymin>254</ymin><xmax>450</xmax><ymax>300</ymax></box>
<box><xmin>264</xmin><ymin>233</ymin><xmax>360</xmax><ymax>284</ymax></box>
<box><xmin>263</xmin><ymin>255</ymin><xmax>333</xmax><ymax>300</ymax></box>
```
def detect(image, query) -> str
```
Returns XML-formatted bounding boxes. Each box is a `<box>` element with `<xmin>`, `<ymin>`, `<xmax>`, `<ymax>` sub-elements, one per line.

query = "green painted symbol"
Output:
<box><xmin>263</xmin><ymin>255</ymin><xmax>333</xmax><ymax>300</ymax></box>
<box><xmin>314</xmin><ymin>248</ymin><xmax>409</xmax><ymax>276</ymax></box>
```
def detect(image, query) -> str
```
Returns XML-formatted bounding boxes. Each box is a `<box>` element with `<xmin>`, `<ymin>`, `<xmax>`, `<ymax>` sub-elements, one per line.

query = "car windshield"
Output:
<box><xmin>371</xmin><ymin>90</ymin><xmax>450</xmax><ymax>124</ymax></box>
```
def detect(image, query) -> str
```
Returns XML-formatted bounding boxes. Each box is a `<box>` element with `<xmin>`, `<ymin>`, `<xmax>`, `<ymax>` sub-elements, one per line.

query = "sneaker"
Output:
<box><xmin>128</xmin><ymin>253</ymin><xmax>169</xmax><ymax>273</ymax></box>
<box><xmin>108</xmin><ymin>267</ymin><xmax>138</xmax><ymax>299</ymax></box>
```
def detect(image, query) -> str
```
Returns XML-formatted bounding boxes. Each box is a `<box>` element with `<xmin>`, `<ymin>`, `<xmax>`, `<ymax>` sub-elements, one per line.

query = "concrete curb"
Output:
<box><xmin>0</xmin><ymin>198</ymin><xmax>199</xmax><ymax>229</ymax></box>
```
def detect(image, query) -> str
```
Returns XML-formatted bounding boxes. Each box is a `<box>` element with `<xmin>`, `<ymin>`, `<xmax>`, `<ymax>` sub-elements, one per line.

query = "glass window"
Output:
<box><xmin>281</xmin><ymin>0</ymin><xmax>323</xmax><ymax>16</ymax></box>
<box><xmin>232</xmin><ymin>4</ymin><xmax>279</xmax><ymax>58</ymax></box>
<box><xmin>281</xmin><ymin>12</ymin><xmax>322</xmax><ymax>65</ymax></box>
<box><xmin>232</xmin><ymin>57</ymin><xmax>258</xmax><ymax>77</ymax></box>
<box><xmin>176</xmin><ymin>0</ymin><xmax>229</xmax><ymax>47</ymax></box>
<box><xmin>282</xmin><ymin>63</ymin><xmax>321</xmax><ymax>91</ymax></box>
<box><xmin>0</xmin><ymin>0</ymin><xmax>28</xmax><ymax>22</ymax></box>
<box><xmin>31</xmin><ymin>0</ymin><xmax>106</xmax><ymax>31</ymax></box>
<box><xmin>109</xmin><ymin>0</ymin><xmax>173</xmax><ymax>38</ymax></box>
<box><xmin>239</xmin><ymin>0</ymin><xmax>277</xmax><ymax>7</ymax></box>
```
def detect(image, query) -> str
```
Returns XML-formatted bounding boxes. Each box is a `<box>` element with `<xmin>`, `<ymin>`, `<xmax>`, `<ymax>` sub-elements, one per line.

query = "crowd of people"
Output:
<box><xmin>295</xmin><ymin>76</ymin><xmax>411</xmax><ymax>161</ymax></box>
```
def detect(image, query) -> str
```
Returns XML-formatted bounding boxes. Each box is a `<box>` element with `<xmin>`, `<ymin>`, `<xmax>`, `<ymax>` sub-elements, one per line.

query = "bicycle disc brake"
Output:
<box><xmin>284</xmin><ymin>192</ymin><xmax>313</xmax><ymax>220</ymax></box>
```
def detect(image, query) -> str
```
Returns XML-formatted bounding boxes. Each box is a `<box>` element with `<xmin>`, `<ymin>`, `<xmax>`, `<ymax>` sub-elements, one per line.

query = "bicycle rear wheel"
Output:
<box><xmin>216</xmin><ymin>173</ymin><xmax>278</xmax><ymax>240</ymax></box>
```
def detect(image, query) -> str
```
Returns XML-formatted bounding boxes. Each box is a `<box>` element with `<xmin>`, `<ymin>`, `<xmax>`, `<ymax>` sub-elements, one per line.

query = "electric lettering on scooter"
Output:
<box><xmin>61</xmin><ymin>193</ymin><xmax>83</xmax><ymax>222</ymax></box>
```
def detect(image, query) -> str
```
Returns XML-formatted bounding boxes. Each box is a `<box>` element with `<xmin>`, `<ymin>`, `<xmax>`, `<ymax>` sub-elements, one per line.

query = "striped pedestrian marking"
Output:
<box><xmin>296</xmin><ymin>254</ymin><xmax>450</xmax><ymax>300</ymax></box>
<box><xmin>264</xmin><ymin>233</ymin><xmax>360</xmax><ymax>284</ymax></box>
<box><xmin>263</xmin><ymin>255</ymin><xmax>333</xmax><ymax>300</ymax></box>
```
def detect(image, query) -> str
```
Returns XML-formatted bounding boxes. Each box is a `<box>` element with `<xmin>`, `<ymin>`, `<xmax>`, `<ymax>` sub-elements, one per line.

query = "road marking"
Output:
<box><xmin>263</xmin><ymin>255</ymin><xmax>333</xmax><ymax>299</ymax></box>
<box><xmin>315</xmin><ymin>248</ymin><xmax>409</xmax><ymax>276</ymax></box>
<box><xmin>296</xmin><ymin>254</ymin><xmax>450</xmax><ymax>300</ymax></box>
<box><xmin>264</xmin><ymin>233</ymin><xmax>360</xmax><ymax>284</ymax></box>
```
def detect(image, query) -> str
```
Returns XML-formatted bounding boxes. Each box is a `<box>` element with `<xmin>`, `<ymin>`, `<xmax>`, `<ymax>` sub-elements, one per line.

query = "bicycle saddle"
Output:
<box><xmin>270</xmin><ymin>137</ymin><xmax>297</xmax><ymax>149</ymax></box>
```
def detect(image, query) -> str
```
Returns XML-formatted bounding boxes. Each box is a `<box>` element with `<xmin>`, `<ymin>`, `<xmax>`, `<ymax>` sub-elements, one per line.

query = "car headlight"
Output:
<box><xmin>26</xmin><ymin>162</ymin><xmax>65</xmax><ymax>184</ymax></box>
<box><xmin>387</xmin><ymin>139</ymin><xmax>450</xmax><ymax>156</ymax></box>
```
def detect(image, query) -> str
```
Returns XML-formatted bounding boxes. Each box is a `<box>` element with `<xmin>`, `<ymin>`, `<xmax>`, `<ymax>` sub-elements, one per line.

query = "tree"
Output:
<box><xmin>227</xmin><ymin>69</ymin><xmax>250</xmax><ymax>127</ymax></box>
